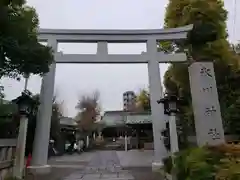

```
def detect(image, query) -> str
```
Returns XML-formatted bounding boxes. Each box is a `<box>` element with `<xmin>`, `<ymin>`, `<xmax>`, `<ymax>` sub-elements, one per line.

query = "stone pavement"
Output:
<box><xmin>117</xmin><ymin>150</ymin><xmax>154</xmax><ymax>167</ymax></box>
<box><xmin>63</xmin><ymin>151</ymin><xmax>134</xmax><ymax>180</ymax></box>
<box><xmin>26</xmin><ymin>150</ymin><xmax>163</xmax><ymax>180</ymax></box>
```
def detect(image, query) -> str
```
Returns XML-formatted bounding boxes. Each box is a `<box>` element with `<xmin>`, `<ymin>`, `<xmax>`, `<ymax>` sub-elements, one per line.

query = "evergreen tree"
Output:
<box><xmin>0</xmin><ymin>0</ymin><xmax>53</xmax><ymax>79</ymax></box>
<box><xmin>163</xmin><ymin>0</ymin><xmax>240</xmax><ymax>134</ymax></box>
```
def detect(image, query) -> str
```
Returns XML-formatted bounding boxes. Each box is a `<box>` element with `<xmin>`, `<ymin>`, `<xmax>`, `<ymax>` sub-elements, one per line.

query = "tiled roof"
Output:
<box><xmin>100</xmin><ymin>111</ymin><xmax>152</xmax><ymax>127</ymax></box>
<box><xmin>104</xmin><ymin>110</ymin><xmax>127</xmax><ymax>116</ymax></box>
<box><xmin>125</xmin><ymin>114</ymin><xmax>152</xmax><ymax>124</ymax></box>
<box><xmin>60</xmin><ymin>117</ymin><xmax>78</xmax><ymax>126</ymax></box>
<box><xmin>101</xmin><ymin>112</ymin><xmax>125</xmax><ymax>127</ymax></box>
<box><xmin>103</xmin><ymin>110</ymin><xmax>150</xmax><ymax>116</ymax></box>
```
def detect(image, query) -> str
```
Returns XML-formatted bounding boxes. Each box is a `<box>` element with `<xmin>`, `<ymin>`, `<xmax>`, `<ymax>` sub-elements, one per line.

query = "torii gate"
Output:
<box><xmin>30</xmin><ymin>25</ymin><xmax>193</xmax><ymax>173</ymax></box>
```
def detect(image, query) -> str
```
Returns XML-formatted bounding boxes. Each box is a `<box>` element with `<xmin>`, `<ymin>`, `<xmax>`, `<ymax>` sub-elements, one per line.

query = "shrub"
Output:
<box><xmin>209</xmin><ymin>144</ymin><xmax>240</xmax><ymax>156</ymax></box>
<box><xmin>177</xmin><ymin>147</ymin><xmax>219</xmax><ymax>180</ymax></box>
<box><xmin>215</xmin><ymin>152</ymin><xmax>240</xmax><ymax>180</ymax></box>
<box><xmin>162</xmin><ymin>156</ymin><xmax>172</xmax><ymax>174</ymax></box>
<box><xmin>163</xmin><ymin>145</ymin><xmax>240</xmax><ymax>180</ymax></box>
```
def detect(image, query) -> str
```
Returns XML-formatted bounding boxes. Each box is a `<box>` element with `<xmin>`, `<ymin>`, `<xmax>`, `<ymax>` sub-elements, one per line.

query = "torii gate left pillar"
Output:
<box><xmin>29</xmin><ymin>25</ymin><xmax>193</xmax><ymax>174</ymax></box>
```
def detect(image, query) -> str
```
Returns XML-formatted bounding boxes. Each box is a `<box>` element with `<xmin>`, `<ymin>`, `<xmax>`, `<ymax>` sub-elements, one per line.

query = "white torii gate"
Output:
<box><xmin>30</xmin><ymin>25</ymin><xmax>193</xmax><ymax>173</ymax></box>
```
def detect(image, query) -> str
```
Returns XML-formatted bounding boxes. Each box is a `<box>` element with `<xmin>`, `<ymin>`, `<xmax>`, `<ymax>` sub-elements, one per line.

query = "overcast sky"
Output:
<box><xmin>1</xmin><ymin>0</ymin><xmax>239</xmax><ymax>117</ymax></box>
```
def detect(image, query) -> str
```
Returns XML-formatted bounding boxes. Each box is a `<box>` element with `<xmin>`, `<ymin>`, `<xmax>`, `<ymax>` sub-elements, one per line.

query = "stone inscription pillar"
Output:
<box><xmin>189</xmin><ymin>62</ymin><xmax>225</xmax><ymax>146</ymax></box>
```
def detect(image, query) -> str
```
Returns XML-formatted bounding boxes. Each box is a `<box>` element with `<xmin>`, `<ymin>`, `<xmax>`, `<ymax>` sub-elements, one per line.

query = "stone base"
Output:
<box><xmin>152</xmin><ymin>161</ymin><xmax>164</xmax><ymax>172</ymax></box>
<box><xmin>27</xmin><ymin>165</ymin><xmax>51</xmax><ymax>175</ymax></box>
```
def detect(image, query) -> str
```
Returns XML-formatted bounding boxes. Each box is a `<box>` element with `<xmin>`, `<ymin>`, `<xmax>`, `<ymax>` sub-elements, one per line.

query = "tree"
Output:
<box><xmin>75</xmin><ymin>91</ymin><xmax>101</xmax><ymax>133</ymax></box>
<box><xmin>0</xmin><ymin>84</ymin><xmax>4</xmax><ymax>99</ymax></box>
<box><xmin>224</xmin><ymin>97</ymin><xmax>240</xmax><ymax>134</ymax></box>
<box><xmin>50</xmin><ymin>95</ymin><xmax>64</xmax><ymax>142</ymax></box>
<box><xmin>0</xmin><ymin>0</ymin><xmax>53</xmax><ymax>79</ymax></box>
<box><xmin>163</xmin><ymin>0</ymin><xmax>240</xmax><ymax>134</ymax></box>
<box><xmin>0</xmin><ymin>99</ymin><xmax>18</xmax><ymax>138</ymax></box>
<box><xmin>135</xmin><ymin>89</ymin><xmax>151</xmax><ymax>112</ymax></box>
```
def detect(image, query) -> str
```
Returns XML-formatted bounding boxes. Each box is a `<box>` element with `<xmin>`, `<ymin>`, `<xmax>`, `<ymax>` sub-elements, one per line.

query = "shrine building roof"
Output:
<box><xmin>99</xmin><ymin>110</ymin><xmax>152</xmax><ymax>127</ymax></box>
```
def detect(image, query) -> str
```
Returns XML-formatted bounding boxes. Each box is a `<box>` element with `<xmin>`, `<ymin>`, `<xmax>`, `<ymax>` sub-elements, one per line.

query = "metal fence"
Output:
<box><xmin>0</xmin><ymin>139</ymin><xmax>17</xmax><ymax>180</ymax></box>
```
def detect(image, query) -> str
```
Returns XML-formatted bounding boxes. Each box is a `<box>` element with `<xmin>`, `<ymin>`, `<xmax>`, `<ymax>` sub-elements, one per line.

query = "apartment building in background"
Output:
<box><xmin>123</xmin><ymin>91</ymin><xmax>136</xmax><ymax>111</ymax></box>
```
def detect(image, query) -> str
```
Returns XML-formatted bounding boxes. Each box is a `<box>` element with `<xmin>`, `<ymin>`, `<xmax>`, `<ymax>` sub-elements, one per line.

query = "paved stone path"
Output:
<box><xmin>63</xmin><ymin>151</ymin><xmax>134</xmax><ymax>180</ymax></box>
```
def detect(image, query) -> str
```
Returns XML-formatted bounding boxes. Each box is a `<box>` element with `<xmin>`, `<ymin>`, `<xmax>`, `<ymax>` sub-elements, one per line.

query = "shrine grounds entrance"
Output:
<box><xmin>29</xmin><ymin>25</ymin><xmax>193</xmax><ymax>172</ymax></box>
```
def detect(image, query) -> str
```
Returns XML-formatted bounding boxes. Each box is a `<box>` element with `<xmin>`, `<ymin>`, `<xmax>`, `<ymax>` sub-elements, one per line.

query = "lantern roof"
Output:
<box><xmin>157</xmin><ymin>94</ymin><xmax>182</xmax><ymax>104</ymax></box>
<box><xmin>11</xmin><ymin>91</ymin><xmax>35</xmax><ymax>105</ymax></box>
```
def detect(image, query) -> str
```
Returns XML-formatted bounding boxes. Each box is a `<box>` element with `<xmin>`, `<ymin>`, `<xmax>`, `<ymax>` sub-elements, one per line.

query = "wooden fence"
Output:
<box><xmin>0</xmin><ymin>139</ymin><xmax>16</xmax><ymax>180</ymax></box>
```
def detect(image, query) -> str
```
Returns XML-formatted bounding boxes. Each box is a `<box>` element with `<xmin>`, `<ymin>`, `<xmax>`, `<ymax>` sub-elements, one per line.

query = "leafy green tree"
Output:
<box><xmin>0</xmin><ymin>0</ymin><xmax>53</xmax><ymax>79</ymax></box>
<box><xmin>135</xmin><ymin>89</ymin><xmax>151</xmax><ymax>112</ymax></box>
<box><xmin>163</xmin><ymin>0</ymin><xmax>240</xmax><ymax>134</ymax></box>
<box><xmin>224</xmin><ymin>97</ymin><xmax>240</xmax><ymax>134</ymax></box>
<box><xmin>0</xmin><ymin>99</ymin><xmax>18</xmax><ymax>138</ymax></box>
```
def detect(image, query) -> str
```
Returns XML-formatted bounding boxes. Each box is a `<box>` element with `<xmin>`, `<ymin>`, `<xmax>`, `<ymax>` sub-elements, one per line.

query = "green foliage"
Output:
<box><xmin>216</xmin><ymin>156</ymin><xmax>240</xmax><ymax>180</ymax></box>
<box><xmin>163</xmin><ymin>156</ymin><xmax>173</xmax><ymax>173</ymax></box>
<box><xmin>177</xmin><ymin>148</ymin><xmax>212</xmax><ymax>179</ymax></box>
<box><xmin>163</xmin><ymin>0</ymin><xmax>240</xmax><ymax>134</ymax></box>
<box><xmin>224</xmin><ymin>97</ymin><xmax>240</xmax><ymax>134</ymax></box>
<box><xmin>0</xmin><ymin>101</ymin><xmax>17</xmax><ymax>117</ymax></box>
<box><xmin>0</xmin><ymin>99</ymin><xmax>17</xmax><ymax>125</ymax></box>
<box><xmin>0</xmin><ymin>100</ymin><xmax>18</xmax><ymax>138</ymax></box>
<box><xmin>164</xmin><ymin>145</ymin><xmax>240</xmax><ymax>180</ymax></box>
<box><xmin>0</xmin><ymin>0</ymin><xmax>53</xmax><ymax>78</ymax></box>
<box><xmin>135</xmin><ymin>89</ymin><xmax>151</xmax><ymax>112</ymax></box>
<box><xmin>0</xmin><ymin>91</ymin><xmax>63</xmax><ymax>152</ymax></box>
<box><xmin>163</xmin><ymin>147</ymin><xmax>224</xmax><ymax>180</ymax></box>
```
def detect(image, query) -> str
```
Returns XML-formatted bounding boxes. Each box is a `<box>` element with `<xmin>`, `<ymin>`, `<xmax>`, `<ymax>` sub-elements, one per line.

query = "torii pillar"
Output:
<box><xmin>28</xmin><ymin>37</ymin><xmax>57</xmax><ymax>174</ymax></box>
